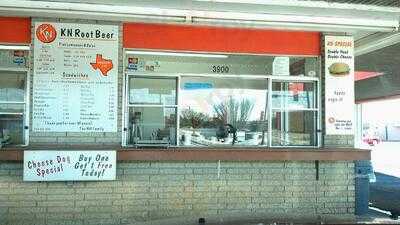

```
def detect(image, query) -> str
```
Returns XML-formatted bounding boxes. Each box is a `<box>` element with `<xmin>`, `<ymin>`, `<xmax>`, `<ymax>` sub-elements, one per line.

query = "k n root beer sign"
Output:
<box><xmin>32</xmin><ymin>22</ymin><xmax>119</xmax><ymax>132</ymax></box>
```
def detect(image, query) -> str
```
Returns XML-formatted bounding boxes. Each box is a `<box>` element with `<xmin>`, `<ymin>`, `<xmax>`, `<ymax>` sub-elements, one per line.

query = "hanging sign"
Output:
<box><xmin>32</xmin><ymin>22</ymin><xmax>118</xmax><ymax>132</ymax></box>
<box><xmin>272</xmin><ymin>56</ymin><xmax>290</xmax><ymax>76</ymax></box>
<box><xmin>23</xmin><ymin>150</ymin><xmax>116</xmax><ymax>181</ymax></box>
<box><xmin>325</xmin><ymin>36</ymin><xmax>354</xmax><ymax>135</ymax></box>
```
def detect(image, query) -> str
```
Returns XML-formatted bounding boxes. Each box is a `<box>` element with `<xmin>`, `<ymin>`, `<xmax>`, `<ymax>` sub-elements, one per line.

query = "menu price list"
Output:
<box><xmin>33</xmin><ymin>78</ymin><xmax>117</xmax><ymax>132</ymax></box>
<box><xmin>33</xmin><ymin>46</ymin><xmax>117</xmax><ymax>132</ymax></box>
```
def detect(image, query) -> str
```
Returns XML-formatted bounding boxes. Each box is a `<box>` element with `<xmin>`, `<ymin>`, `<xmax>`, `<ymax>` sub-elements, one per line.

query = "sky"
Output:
<box><xmin>362</xmin><ymin>98</ymin><xmax>400</xmax><ymax>125</ymax></box>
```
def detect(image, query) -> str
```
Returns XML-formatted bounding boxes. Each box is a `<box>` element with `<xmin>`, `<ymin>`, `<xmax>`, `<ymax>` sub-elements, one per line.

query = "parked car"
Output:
<box><xmin>363</xmin><ymin>132</ymin><xmax>381</xmax><ymax>146</ymax></box>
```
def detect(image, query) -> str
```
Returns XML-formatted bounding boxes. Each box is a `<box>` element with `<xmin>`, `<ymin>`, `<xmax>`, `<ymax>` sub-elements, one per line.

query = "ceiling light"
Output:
<box><xmin>192</xmin><ymin>17</ymin><xmax>397</xmax><ymax>33</ymax></box>
<box><xmin>125</xmin><ymin>50</ymin><xmax>229</xmax><ymax>58</ymax></box>
<box><xmin>0</xmin><ymin>45</ymin><xmax>30</xmax><ymax>50</ymax></box>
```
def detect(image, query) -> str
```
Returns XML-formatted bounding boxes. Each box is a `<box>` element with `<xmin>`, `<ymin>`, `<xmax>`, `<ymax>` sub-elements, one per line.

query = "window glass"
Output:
<box><xmin>124</xmin><ymin>52</ymin><xmax>320</xmax><ymax>148</ymax></box>
<box><xmin>128</xmin><ymin>107</ymin><xmax>176</xmax><ymax>145</ymax></box>
<box><xmin>0</xmin><ymin>114</ymin><xmax>24</xmax><ymax>145</ymax></box>
<box><xmin>272</xmin><ymin>82</ymin><xmax>316</xmax><ymax>109</ymax></box>
<box><xmin>126</xmin><ymin>54</ymin><xmax>319</xmax><ymax>77</ymax></box>
<box><xmin>0</xmin><ymin>103</ymin><xmax>24</xmax><ymax>114</ymax></box>
<box><xmin>180</xmin><ymin>77</ymin><xmax>268</xmax><ymax>146</ymax></box>
<box><xmin>129</xmin><ymin>77</ymin><xmax>176</xmax><ymax>105</ymax></box>
<box><xmin>289</xmin><ymin>57</ymin><xmax>319</xmax><ymax>77</ymax></box>
<box><xmin>0</xmin><ymin>72</ymin><xmax>26</xmax><ymax>102</ymax></box>
<box><xmin>0</xmin><ymin>50</ymin><xmax>28</xmax><ymax>69</ymax></box>
<box><xmin>0</xmin><ymin>50</ymin><xmax>28</xmax><ymax>146</ymax></box>
<box><xmin>272</xmin><ymin>110</ymin><xmax>317</xmax><ymax>146</ymax></box>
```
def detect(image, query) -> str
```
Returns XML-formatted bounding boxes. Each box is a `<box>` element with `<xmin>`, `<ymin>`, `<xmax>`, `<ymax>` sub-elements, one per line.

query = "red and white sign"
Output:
<box><xmin>325</xmin><ymin>36</ymin><xmax>354</xmax><ymax>135</ymax></box>
<box><xmin>36</xmin><ymin>23</ymin><xmax>57</xmax><ymax>43</ymax></box>
<box><xmin>32</xmin><ymin>22</ymin><xmax>119</xmax><ymax>132</ymax></box>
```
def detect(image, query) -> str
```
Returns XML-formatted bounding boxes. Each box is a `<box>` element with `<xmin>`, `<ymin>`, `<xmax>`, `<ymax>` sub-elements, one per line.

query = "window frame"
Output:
<box><xmin>123</xmin><ymin>74</ymin><xmax>179</xmax><ymax>147</ymax></box>
<box><xmin>0</xmin><ymin>46</ymin><xmax>30</xmax><ymax>146</ymax></box>
<box><xmin>122</xmin><ymin>52</ymin><xmax>321</xmax><ymax>148</ymax></box>
<box><xmin>268</xmin><ymin>78</ymin><xmax>320</xmax><ymax>148</ymax></box>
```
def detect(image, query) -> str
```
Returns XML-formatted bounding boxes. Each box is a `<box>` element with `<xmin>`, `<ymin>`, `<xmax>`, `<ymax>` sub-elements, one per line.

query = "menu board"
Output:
<box><xmin>325</xmin><ymin>36</ymin><xmax>354</xmax><ymax>135</ymax></box>
<box><xmin>23</xmin><ymin>151</ymin><xmax>116</xmax><ymax>181</ymax></box>
<box><xmin>33</xmin><ymin>23</ymin><xmax>118</xmax><ymax>132</ymax></box>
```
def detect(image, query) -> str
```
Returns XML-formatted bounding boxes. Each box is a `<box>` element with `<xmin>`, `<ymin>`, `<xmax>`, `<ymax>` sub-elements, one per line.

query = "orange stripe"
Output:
<box><xmin>123</xmin><ymin>23</ymin><xmax>320</xmax><ymax>56</ymax></box>
<box><xmin>0</xmin><ymin>17</ymin><xmax>31</xmax><ymax>44</ymax></box>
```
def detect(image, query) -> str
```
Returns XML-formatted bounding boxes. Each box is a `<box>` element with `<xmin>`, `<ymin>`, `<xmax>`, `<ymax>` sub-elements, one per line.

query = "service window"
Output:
<box><xmin>270</xmin><ymin>81</ymin><xmax>318</xmax><ymax>146</ymax></box>
<box><xmin>123</xmin><ymin>51</ymin><xmax>320</xmax><ymax>148</ymax></box>
<box><xmin>127</xmin><ymin>77</ymin><xmax>177</xmax><ymax>146</ymax></box>
<box><xmin>0</xmin><ymin>48</ymin><xmax>29</xmax><ymax>147</ymax></box>
<box><xmin>180</xmin><ymin>76</ymin><xmax>268</xmax><ymax>146</ymax></box>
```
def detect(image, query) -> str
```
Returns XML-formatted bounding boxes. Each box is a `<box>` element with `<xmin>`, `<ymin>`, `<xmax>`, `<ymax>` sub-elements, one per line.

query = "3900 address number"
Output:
<box><xmin>212</xmin><ymin>65</ymin><xmax>229</xmax><ymax>73</ymax></box>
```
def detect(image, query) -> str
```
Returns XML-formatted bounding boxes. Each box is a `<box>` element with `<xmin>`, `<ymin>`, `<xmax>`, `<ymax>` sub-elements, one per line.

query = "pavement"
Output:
<box><xmin>370</xmin><ymin>172</ymin><xmax>400</xmax><ymax>218</ymax></box>
<box><xmin>130</xmin><ymin>210</ymin><xmax>400</xmax><ymax>225</ymax></box>
<box><xmin>360</xmin><ymin>141</ymin><xmax>400</xmax><ymax>219</ymax></box>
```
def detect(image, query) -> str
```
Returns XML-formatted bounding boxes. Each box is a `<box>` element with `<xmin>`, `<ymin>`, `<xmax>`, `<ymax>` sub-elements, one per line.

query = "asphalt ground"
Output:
<box><xmin>370</xmin><ymin>172</ymin><xmax>400</xmax><ymax>218</ymax></box>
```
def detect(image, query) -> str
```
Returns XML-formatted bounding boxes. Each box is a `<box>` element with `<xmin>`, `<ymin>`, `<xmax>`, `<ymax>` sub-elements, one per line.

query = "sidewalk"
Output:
<box><xmin>131</xmin><ymin>210</ymin><xmax>400</xmax><ymax>225</ymax></box>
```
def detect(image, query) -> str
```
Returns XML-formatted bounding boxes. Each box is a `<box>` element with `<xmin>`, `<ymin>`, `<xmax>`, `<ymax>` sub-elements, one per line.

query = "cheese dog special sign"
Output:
<box><xmin>325</xmin><ymin>36</ymin><xmax>354</xmax><ymax>135</ymax></box>
<box><xmin>23</xmin><ymin>151</ymin><xmax>116</xmax><ymax>181</ymax></box>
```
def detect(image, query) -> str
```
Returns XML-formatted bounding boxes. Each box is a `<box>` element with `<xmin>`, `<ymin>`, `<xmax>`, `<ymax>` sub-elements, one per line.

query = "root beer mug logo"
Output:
<box><xmin>36</xmin><ymin>24</ymin><xmax>57</xmax><ymax>43</ymax></box>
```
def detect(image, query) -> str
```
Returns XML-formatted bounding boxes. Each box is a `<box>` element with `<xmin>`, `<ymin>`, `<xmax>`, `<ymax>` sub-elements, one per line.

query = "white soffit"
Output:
<box><xmin>355</xmin><ymin>32</ymin><xmax>400</xmax><ymax>56</ymax></box>
<box><xmin>0</xmin><ymin>0</ymin><xmax>399</xmax><ymax>32</ymax></box>
<box><xmin>0</xmin><ymin>45</ymin><xmax>30</xmax><ymax>50</ymax></box>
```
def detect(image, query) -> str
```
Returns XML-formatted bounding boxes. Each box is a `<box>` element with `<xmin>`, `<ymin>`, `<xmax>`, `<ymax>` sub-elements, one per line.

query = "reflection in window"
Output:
<box><xmin>289</xmin><ymin>57</ymin><xmax>318</xmax><ymax>77</ymax></box>
<box><xmin>272</xmin><ymin>82</ymin><xmax>315</xmax><ymax>109</ymax></box>
<box><xmin>180</xmin><ymin>77</ymin><xmax>268</xmax><ymax>146</ymax></box>
<box><xmin>0</xmin><ymin>72</ymin><xmax>26</xmax><ymax>102</ymax></box>
<box><xmin>272</xmin><ymin>111</ymin><xmax>317</xmax><ymax>146</ymax></box>
<box><xmin>0</xmin><ymin>103</ymin><xmax>24</xmax><ymax>114</ymax></box>
<box><xmin>127</xmin><ymin>77</ymin><xmax>177</xmax><ymax>146</ymax></box>
<box><xmin>271</xmin><ymin>81</ymin><xmax>317</xmax><ymax>147</ymax></box>
<box><xmin>0</xmin><ymin>114</ymin><xmax>23</xmax><ymax>145</ymax></box>
<box><xmin>0</xmin><ymin>71</ymin><xmax>27</xmax><ymax>146</ymax></box>
<box><xmin>129</xmin><ymin>77</ymin><xmax>176</xmax><ymax>105</ymax></box>
<box><xmin>128</xmin><ymin>107</ymin><xmax>176</xmax><ymax>146</ymax></box>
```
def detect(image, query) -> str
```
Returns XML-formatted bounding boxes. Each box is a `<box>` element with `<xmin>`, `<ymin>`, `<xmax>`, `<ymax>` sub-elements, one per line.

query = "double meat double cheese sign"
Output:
<box><xmin>324</xmin><ymin>36</ymin><xmax>354</xmax><ymax>135</ymax></box>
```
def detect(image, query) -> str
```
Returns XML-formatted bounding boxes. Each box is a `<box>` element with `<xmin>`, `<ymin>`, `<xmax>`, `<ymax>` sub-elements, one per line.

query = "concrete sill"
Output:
<box><xmin>0</xmin><ymin>146</ymin><xmax>370</xmax><ymax>161</ymax></box>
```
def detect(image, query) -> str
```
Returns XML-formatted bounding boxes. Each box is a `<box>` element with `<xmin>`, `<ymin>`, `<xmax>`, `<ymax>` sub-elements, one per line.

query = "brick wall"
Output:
<box><xmin>0</xmin><ymin>161</ymin><xmax>355</xmax><ymax>225</ymax></box>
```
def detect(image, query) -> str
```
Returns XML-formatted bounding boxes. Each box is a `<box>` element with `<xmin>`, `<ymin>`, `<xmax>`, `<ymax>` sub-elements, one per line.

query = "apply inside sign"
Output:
<box><xmin>23</xmin><ymin>151</ymin><xmax>116</xmax><ymax>181</ymax></box>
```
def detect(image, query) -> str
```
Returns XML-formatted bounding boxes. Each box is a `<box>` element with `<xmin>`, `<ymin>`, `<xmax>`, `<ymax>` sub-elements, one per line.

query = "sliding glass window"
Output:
<box><xmin>270</xmin><ymin>81</ymin><xmax>318</xmax><ymax>146</ymax></box>
<box><xmin>127</xmin><ymin>77</ymin><xmax>177</xmax><ymax>146</ymax></box>
<box><xmin>0</xmin><ymin>71</ymin><xmax>28</xmax><ymax>146</ymax></box>
<box><xmin>180</xmin><ymin>77</ymin><xmax>268</xmax><ymax>147</ymax></box>
<box><xmin>124</xmin><ymin>52</ymin><xmax>320</xmax><ymax>148</ymax></box>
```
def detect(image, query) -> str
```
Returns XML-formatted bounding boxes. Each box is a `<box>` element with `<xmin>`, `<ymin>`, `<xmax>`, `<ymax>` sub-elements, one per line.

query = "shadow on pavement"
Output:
<box><xmin>370</xmin><ymin>172</ymin><xmax>400</xmax><ymax>218</ymax></box>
